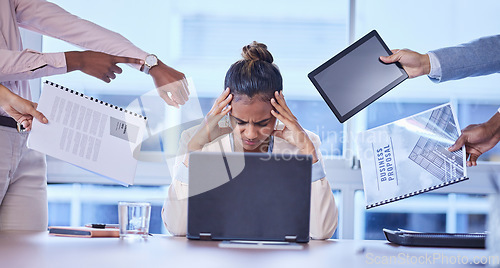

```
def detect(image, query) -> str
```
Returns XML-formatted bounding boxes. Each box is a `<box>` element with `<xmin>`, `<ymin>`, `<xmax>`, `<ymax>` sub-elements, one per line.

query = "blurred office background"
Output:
<box><xmin>20</xmin><ymin>0</ymin><xmax>500</xmax><ymax>239</ymax></box>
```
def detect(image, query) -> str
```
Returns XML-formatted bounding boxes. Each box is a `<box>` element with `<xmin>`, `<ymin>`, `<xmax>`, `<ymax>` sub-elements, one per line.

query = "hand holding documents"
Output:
<box><xmin>27</xmin><ymin>81</ymin><xmax>147</xmax><ymax>186</ymax></box>
<box><xmin>357</xmin><ymin>103</ymin><xmax>468</xmax><ymax>209</ymax></box>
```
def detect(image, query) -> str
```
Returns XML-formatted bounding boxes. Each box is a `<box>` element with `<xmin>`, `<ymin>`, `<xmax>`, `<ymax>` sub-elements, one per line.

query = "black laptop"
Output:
<box><xmin>187</xmin><ymin>152</ymin><xmax>312</xmax><ymax>243</ymax></box>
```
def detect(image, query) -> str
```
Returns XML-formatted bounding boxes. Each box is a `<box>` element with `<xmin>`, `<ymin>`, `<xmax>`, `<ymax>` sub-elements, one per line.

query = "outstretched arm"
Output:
<box><xmin>13</xmin><ymin>0</ymin><xmax>189</xmax><ymax>106</ymax></box>
<box><xmin>65</xmin><ymin>51</ymin><xmax>143</xmax><ymax>83</ymax></box>
<box><xmin>380</xmin><ymin>35</ymin><xmax>500</xmax><ymax>83</ymax></box>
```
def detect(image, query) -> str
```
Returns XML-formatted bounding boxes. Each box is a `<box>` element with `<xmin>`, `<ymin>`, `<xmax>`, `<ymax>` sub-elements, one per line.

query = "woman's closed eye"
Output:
<box><xmin>236</xmin><ymin>121</ymin><xmax>268</xmax><ymax>127</ymax></box>
<box><xmin>232</xmin><ymin>116</ymin><xmax>271</xmax><ymax>127</ymax></box>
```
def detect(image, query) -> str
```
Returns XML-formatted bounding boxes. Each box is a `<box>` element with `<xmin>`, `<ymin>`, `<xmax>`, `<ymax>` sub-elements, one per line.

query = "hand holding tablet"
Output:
<box><xmin>308</xmin><ymin>30</ymin><xmax>408</xmax><ymax>123</ymax></box>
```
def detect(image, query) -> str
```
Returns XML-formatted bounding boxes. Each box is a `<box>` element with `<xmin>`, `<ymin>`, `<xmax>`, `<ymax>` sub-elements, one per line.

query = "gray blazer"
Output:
<box><xmin>429</xmin><ymin>35</ymin><xmax>500</xmax><ymax>83</ymax></box>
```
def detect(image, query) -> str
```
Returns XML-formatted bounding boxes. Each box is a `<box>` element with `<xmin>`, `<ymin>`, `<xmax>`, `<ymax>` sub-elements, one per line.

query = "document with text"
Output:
<box><xmin>357</xmin><ymin>103</ymin><xmax>468</xmax><ymax>209</ymax></box>
<box><xmin>28</xmin><ymin>81</ymin><xmax>147</xmax><ymax>186</ymax></box>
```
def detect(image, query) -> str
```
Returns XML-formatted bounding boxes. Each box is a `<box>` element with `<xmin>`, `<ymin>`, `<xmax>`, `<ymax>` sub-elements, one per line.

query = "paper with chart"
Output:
<box><xmin>357</xmin><ymin>103</ymin><xmax>468</xmax><ymax>209</ymax></box>
<box><xmin>28</xmin><ymin>82</ymin><xmax>147</xmax><ymax>186</ymax></box>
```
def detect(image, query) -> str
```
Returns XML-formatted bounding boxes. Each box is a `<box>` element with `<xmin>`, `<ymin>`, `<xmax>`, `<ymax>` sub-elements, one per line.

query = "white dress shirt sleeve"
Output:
<box><xmin>307</xmin><ymin>132</ymin><xmax>338</xmax><ymax>240</ymax></box>
<box><xmin>0</xmin><ymin>49</ymin><xmax>67</xmax><ymax>82</ymax></box>
<box><xmin>161</xmin><ymin>127</ymin><xmax>193</xmax><ymax>236</ymax></box>
<box><xmin>311</xmin><ymin>158</ymin><xmax>326</xmax><ymax>182</ymax></box>
<box><xmin>161</xmin><ymin>179</ymin><xmax>188</xmax><ymax>236</ymax></box>
<box><xmin>1</xmin><ymin>0</ymin><xmax>148</xmax><ymax>82</ymax></box>
<box><xmin>427</xmin><ymin>51</ymin><xmax>442</xmax><ymax>81</ymax></box>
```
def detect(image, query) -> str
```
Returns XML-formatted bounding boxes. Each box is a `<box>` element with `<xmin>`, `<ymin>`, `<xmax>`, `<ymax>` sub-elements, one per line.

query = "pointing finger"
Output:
<box><xmin>113</xmin><ymin>56</ymin><xmax>144</xmax><ymax>65</ymax></box>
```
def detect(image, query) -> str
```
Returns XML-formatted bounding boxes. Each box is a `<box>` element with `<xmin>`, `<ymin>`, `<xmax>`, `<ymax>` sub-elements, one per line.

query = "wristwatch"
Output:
<box><xmin>143</xmin><ymin>54</ymin><xmax>158</xmax><ymax>74</ymax></box>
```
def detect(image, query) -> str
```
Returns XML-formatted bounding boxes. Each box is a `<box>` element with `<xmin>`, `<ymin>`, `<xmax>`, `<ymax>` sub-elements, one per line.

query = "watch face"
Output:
<box><xmin>145</xmin><ymin>55</ymin><xmax>158</xmax><ymax>66</ymax></box>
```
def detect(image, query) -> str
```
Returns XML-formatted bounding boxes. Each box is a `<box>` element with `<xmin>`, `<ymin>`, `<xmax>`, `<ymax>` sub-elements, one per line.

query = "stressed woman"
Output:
<box><xmin>162</xmin><ymin>42</ymin><xmax>338</xmax><ymax>239</ymax></box>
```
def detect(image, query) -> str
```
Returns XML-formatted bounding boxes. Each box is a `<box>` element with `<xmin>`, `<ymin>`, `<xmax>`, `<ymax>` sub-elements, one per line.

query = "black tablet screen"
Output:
<box><xmin>308</xmin><ymin>30</ymin><xmax>408</xmax><ymax>123</ymax></box>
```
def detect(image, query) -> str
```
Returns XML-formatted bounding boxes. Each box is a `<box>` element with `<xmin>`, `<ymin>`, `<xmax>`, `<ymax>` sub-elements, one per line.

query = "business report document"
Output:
<box><xmin>28</xmin><ymin>81</ymin><xmax>147</xmax><ymax>186</ymax></box>
<box><xmin>357</xmin><ymin>103</ymin><xmax>468</xmax><ymax>209</ymax></box>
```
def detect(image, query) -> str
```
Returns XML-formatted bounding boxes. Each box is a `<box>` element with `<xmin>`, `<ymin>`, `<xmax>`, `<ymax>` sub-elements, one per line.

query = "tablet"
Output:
<box><xmin>383</xmin><ymin>229</ymin><xmax>486</xmax><ymax>248</ymax></box>
<box><xmin>308</xmin><ymin>30</ymin><xmax>408</xmax><ymax>123</ymax></box>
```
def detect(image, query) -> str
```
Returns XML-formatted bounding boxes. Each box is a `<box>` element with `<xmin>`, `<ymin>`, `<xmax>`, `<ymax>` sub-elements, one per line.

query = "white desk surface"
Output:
<box><xmin>0</xmin><ymin>231</ymin><xmax>491</xmax><ymax>268</ymax></box>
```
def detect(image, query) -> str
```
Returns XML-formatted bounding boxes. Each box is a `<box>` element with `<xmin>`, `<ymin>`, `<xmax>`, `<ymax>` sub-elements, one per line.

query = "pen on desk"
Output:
<box><xmin>85</xmin><ymin>223</ymin><xmax>119</xmax><ymax>229</ymax></box>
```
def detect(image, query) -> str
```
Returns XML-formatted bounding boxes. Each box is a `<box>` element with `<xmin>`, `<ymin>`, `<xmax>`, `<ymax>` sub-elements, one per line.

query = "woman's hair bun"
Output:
<box><xmin>241</xmin><ymin>41</ymin><xmax>274</xmax><ymax>63</ymax></box>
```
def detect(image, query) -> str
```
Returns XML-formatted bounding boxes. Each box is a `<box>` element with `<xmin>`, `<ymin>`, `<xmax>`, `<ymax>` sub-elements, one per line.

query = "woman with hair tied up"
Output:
<box><xmin>162</xmin><ymin>41</ymin><xmax>338</xmax><ymax>239</ymax></box>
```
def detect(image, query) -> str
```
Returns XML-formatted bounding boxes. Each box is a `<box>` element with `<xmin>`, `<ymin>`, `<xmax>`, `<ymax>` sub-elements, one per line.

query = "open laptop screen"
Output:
<box><xmin>187</xmin><ymin>152</ymin><xmax>312</xmax><ymax>243</ymax></box>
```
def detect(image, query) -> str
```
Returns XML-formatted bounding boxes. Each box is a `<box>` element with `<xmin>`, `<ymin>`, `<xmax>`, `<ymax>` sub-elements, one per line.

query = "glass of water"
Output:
<box><xmin>118</xmin><ymin>201</ymin><xmax>151</xmax><ymax>238</ymax></box>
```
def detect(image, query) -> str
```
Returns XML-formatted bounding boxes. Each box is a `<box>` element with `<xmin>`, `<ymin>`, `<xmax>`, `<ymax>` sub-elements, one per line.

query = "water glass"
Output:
<box><xmin>118</xmin><ymin>201</ymin><xmax>151</xmax><ymax>238</ymax></box>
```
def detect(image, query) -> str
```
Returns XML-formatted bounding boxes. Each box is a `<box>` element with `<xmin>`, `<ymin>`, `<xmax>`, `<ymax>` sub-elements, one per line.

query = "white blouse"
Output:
<box><xmin>162</xmin><ymin>125</ymin><xmax>339</xmax><ymax>240</ymax></box>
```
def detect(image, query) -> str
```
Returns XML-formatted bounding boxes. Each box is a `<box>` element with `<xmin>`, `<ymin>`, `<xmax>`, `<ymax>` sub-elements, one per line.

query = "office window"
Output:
<box><xmin>350</xmin><ymin>0</ymin><xmax>499</xmax><ymax>240</ymax></box>
<box><xmin>40</xmin><ymin>0</ymin><xmax>349</xmax><ymax>233</ymax></box>
<box><xmin>42</xmin><ymin>0</ymin><xmax>350</xmax><ymax>162</ymax></box>
<box><xmin>26</xmin><ymin>0</ymin><xmax>498</xmax><ymax>238</ymax></box>
<box><xmin>354</xmin><ymin>0</ymin><xmax>500</xmax><ymax>161</ymax></box>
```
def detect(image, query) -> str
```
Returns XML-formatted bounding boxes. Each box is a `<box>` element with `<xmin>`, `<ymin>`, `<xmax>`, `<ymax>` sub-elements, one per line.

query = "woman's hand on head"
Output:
<box><xmin>270</xmin><ymin>91</ymin><xmax>318</xmax><ymax>163</ymax></box>
<box><xmin>187</xmin><ymin>88</ymin><xmax>233</xmax><ymax>152</ymax></box>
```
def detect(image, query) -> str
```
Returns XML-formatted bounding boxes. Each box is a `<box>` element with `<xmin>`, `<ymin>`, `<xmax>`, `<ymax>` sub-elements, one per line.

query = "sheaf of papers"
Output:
<box><xmin>357</xmin><ymin>103</ymin><xmax>468</xmax><ymax>209</ymax></box>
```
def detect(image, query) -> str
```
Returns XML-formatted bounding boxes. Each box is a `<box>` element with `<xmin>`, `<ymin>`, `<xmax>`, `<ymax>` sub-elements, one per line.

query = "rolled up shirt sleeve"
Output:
<box><xmin>0</xmin><ymin>49</ymin><xmax>66</xmax><ymax>82</ymax></box>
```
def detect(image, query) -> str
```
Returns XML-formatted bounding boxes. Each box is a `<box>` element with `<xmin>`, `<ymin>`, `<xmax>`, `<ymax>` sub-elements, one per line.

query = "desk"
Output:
<box><xmin>0</xmin><ymin>231</ymin><xmax>492</xmax><ymax>268</ymax></box>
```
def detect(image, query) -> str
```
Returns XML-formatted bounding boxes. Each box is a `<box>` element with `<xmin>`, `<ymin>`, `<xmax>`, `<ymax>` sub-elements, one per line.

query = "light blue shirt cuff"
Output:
<box><xmin>427</xmin><ymin>52</ymin><xmax>442</xmax><ymax>82</ymax></box>
<box><xmin>311</xmin><ymin>160</ymin><xmax>326</xmax><ymax>182</ymax></box>
<box><xmin>175</xmin><ymin>162</ymin><xmax>189</xmax><ymax>184</ymax></box>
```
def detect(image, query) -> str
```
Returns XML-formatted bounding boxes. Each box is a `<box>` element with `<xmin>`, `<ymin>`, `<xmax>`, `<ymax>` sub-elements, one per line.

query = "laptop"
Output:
<box><xmin>187</xmin><ymin>152</ymin><xmax>312</xmax><ymax>243</ymax></box>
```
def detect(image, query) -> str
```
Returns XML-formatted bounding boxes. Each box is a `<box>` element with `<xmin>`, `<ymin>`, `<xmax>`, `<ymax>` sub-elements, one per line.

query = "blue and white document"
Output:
<box><xmin>357</xmin><ymin>103</ymin><xmax>468</xmax><ymax>209</ymax></box>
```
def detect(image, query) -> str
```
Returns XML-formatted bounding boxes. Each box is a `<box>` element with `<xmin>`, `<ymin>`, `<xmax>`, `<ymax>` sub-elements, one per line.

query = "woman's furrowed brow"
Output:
<box><xmin>231</xmin><ymin>116</ymin><xmax>271</xmax><ymax>124</ymax></box>
<box><xmin>231</xmin><ymin>115</ymin><xmax>246</xmax><ymax>123</ymax></box>
<box><xmin>256</xmin><ymin>118</ymin><xmax>272</xmax><ymax>124</ymax></box>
